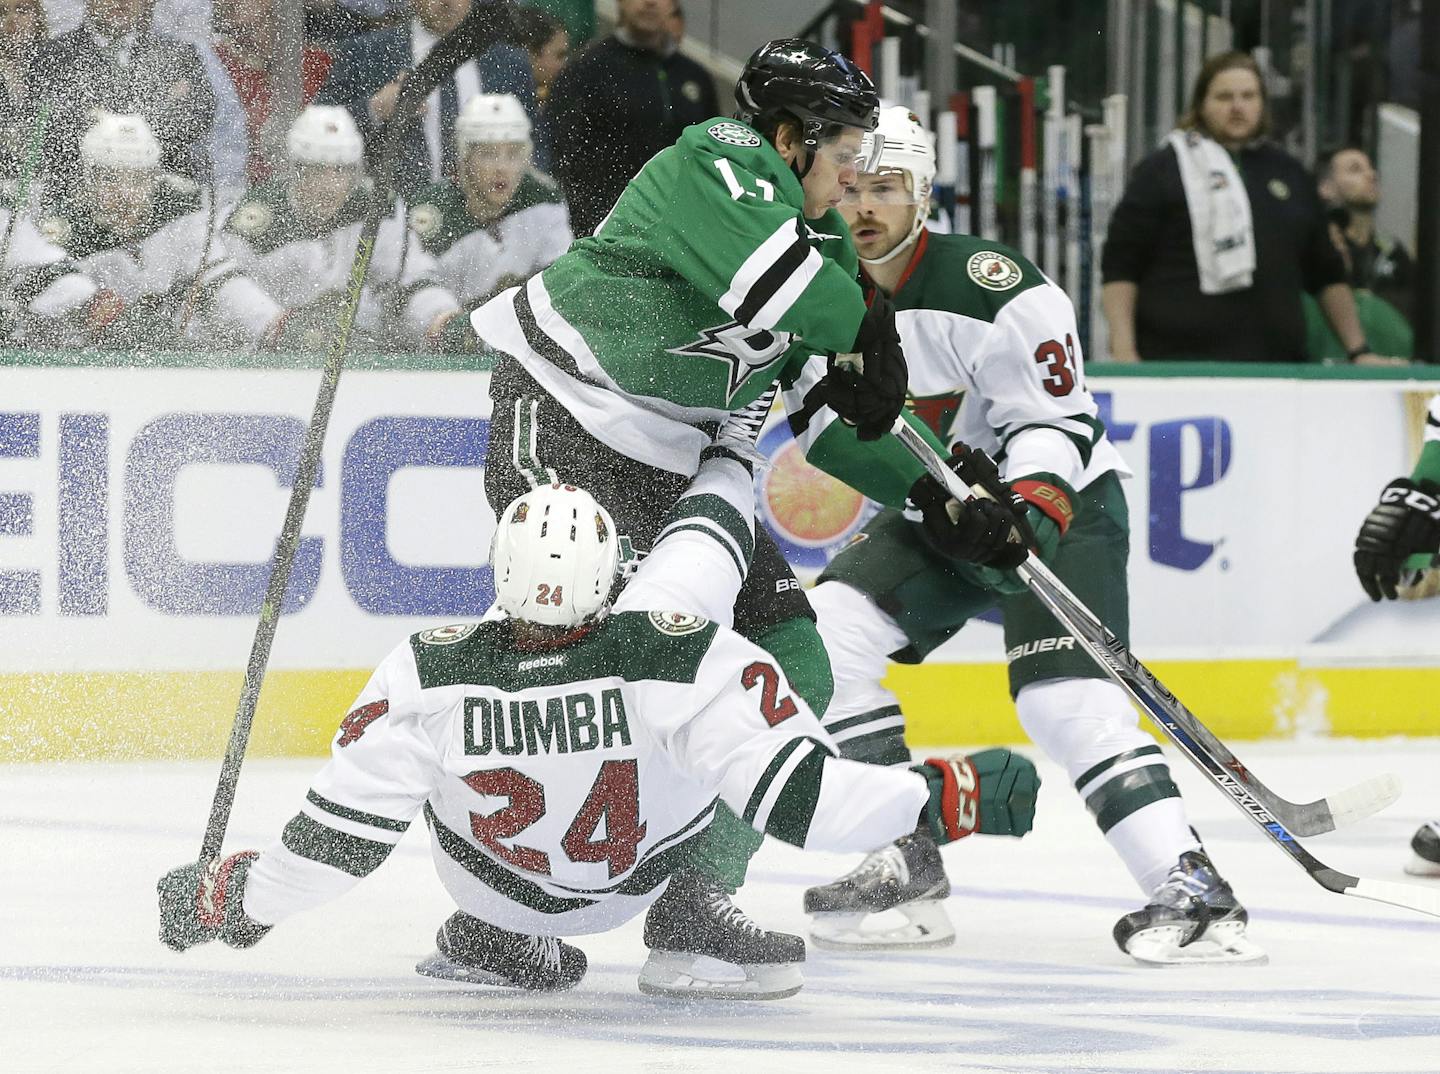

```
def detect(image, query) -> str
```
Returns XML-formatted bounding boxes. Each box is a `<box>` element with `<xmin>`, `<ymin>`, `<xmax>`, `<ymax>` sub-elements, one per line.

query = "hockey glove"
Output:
<box><xmin>1354</xmin><ymin>477</ymin><xmax>1440</xmax><ymax>601</ymax></box>
<box><xmin>157</xmin><ymin>851</ymin><xmax>272</xmax><ymax>952</ymax></box>
<box><xmin>908</xmin><ymin>445</ymin><xmax>1031</xmax><ymax>570</ymax></box>
<box><xmin>803</xmin><ymin>292</ymin><xmax>908</xmax><ymax>441</ymax></box>
<box><xmin>915</xmin><ymin>747</ymin><xmax>1040</xmax><ymax>843</ymax></box>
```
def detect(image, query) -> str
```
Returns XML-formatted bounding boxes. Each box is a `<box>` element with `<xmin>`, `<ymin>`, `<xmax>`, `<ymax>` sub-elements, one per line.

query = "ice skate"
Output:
<box><xmin>1404</xmin><ymin>821</ymin><xmax>1440</xmax><ymax>878</ymax></box>
<box><xmin>1114</xmin><ymin>850</ymin><xmax>1266</xmax><ymax>966</ymax></box>
<box><xmin>804</xmin><ymin>831</ymin><xmax>954</xmax><ymax>951</ymax></box>
<box><xmin>415</xmin><ymin>911</ymin><xmax>587</xmax><ymax>991</ymax></box>
<box><xmin>638</xmin><ymin>870</ymin><xmax>805</xmax><ymax>1000</ymax></box>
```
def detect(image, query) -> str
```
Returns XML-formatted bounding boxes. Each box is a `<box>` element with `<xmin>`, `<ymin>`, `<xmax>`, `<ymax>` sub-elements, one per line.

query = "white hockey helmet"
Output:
<box><xmin>857</xmin><ymin>105</ymin><xmax>937</xmax><ymax>264</ymax></box>
<box><xmin>286</xmin><ymin>105</ymin><xmax>365</xmax><ymax>168</ymax></box>
<box><xmin>455</xmin><ymin>93</ymin><xmax>532</xmax><ymax>156</ymax></box>
<box><xmin>80</xmin><ymin>110</ymin><xmax>161</xmax><ymax>171</ymax></box>
<box><xmin>492</xmin><ymin>483</ymin><xmax>620</xmax><ymax>628</ymax></box>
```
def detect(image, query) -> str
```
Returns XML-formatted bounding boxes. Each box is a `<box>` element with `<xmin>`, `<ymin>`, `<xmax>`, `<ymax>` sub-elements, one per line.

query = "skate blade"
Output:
<box><xmin>809</xmin><ymin>900</ymin><xmax>955</xmax><ymax>952</ymax></box>
<box><xmin>637</xmin><ymin>950</ymin><xmax>803</xmax><ymax>1001</ymax></box>
<box><xmin>414</xmin><ymin>950</ymin><xmax>516</xmax><ymax>987</ymax></box>
<box><xmin>1403</xmin><ymin>854</ymin><xmax>1440</xmax><ymax>878</ymax></box>
<box><xmin>1125</xmin><ymin>921</ymin><xmax>1268</xmax><ymax>967</ymax></box>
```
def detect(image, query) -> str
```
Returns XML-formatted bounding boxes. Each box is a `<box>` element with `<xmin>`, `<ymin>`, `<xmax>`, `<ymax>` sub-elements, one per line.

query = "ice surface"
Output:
<box><xmin>4</xmin><ymin>740</ymin><xmax>1439</xmax><ymax>1074</ymax></box>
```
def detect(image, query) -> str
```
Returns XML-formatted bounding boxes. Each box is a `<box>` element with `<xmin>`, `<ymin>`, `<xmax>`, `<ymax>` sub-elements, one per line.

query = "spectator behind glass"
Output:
<box><xmin>1101</xmin><ymin>52</ymin><xmax>1389</xmax><ymax>365</ymax></box>
<box><xmin>29</xmin><ymin>0</ymin><xmax>216</xmax><ymax>185</ymax></box>
<box><xmin>407</xmin><ymin>92</ymin><xmax>572</xmax><ymax>329</ymax></box>
<box><xmin>1</xmin><ymin>0</ymin><xmax>43</xmax><ymax>181</ymax></box>
<box><xmin>214</xmin><ymin>0</ymin><xmax>335</xmax><ymax>186</ymax></box>
<box><xmin>545</xmin><ymin>0</ymin><xmax>718</xmax><ymax>237</ymax></box>
<box><xmin>316</xmin><ymin>0</ymin><xmax>536</xmax><ymax>198</ymax></box>
<box><xmin>1318</xmin><ymin>146</ymin><xmax>1415</xmax><ymax>321</ymax></box>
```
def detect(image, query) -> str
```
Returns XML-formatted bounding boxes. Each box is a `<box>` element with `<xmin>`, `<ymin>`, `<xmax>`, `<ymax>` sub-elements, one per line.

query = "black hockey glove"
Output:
<box><xmin>1354</xmin><ymin>477</ymin><xmax>1440</xmax><ymax>601</ymax></box>
<box><xmin>803</xmin><ymin>292</ymin><xmax>908</xmax><ymax>441</ymax></box>
<box><xmin>914</xmin><ymin>748</ymin><xmax>1040</xmax><ymax>843</ymax></box>
<box><xmin>908</xmin><ymin>445</ymin><xmax>1032</xmax><ymax>570</ymax></box>
<box><xmin>158</xmin><ymin>851</ymin><xmax>272</xmax><ymax>952</ymax></box>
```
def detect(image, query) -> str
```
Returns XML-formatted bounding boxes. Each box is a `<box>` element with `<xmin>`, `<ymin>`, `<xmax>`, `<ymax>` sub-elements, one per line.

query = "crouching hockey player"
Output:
<box><xmin>1353</xmin><ymin>391</ymin><xmax>1440</xmax><ymax>877</ymax></box>
<box><xmin>223</xmin><ymin>105</ymin><xmax>460</xmax><ymax>352</ymax></box>
<box><xmin>466</xmin><ymin>38</ymin><xmax>1030</xmax><ymax>969</ymax></box>
<box><xmin>799</xmin><ymin>107</ymin><xmax>1259</xmax><ymax>966</ymax></box>
<box><xmin>157</xmin><ymin>445</ymin><xmax>1040</xmax><ymax>1000</ymax></box>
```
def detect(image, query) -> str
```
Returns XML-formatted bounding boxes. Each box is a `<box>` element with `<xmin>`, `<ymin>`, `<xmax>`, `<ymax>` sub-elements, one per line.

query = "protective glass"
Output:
<box><xmin>813</xmin><ymin>129</ymin><xmax>884</xmax><ymax>172</ymax></box>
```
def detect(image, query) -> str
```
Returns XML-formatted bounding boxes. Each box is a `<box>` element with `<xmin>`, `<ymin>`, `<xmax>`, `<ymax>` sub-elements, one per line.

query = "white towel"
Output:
<box><xmin>1167</xmin><ymin>129</ymin><xmax>1255</xmax><ymax>295</ymax></box>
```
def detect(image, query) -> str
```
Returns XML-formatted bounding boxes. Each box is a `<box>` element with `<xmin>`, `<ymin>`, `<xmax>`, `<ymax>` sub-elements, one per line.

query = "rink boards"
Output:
<box><xmin>1</xmin><ymin>358</ymin><xmax>1438</xmax><ymax>760</ymax></box>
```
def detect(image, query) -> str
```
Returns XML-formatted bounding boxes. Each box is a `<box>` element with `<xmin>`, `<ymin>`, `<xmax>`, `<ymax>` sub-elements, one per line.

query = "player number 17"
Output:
<box><xmin>714</xmin><ymin>159</ymin><xmax>775</xmax><ymax>202</ymax></box>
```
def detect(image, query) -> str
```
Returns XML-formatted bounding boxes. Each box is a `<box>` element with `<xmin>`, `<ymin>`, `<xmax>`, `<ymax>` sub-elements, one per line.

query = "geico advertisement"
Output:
<box><xmin>0</xmin><ymin>368</ymin><xmax>494</xmax><ymax>671</ymax></box>
<box><xmin>2</xmin><ymin>368</ymin><xmax>1437</xmax><ymax>672</ymax></box>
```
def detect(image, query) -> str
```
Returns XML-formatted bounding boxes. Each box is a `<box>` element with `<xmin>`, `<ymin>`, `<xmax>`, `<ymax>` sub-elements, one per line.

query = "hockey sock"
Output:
<box><xmin>825</xmin><ymin>705</ymin><xmax>911</xmax><ymax>766</ymax></box>
<box><xmin>1017</xmin><ymin>677</ymin><xmax>1202</xmax><ymax>894</ymax></box>
<box><xmin>670</xmin><ymin>803</ymin><xmax>763</xmax><ymax>893</ymax></box>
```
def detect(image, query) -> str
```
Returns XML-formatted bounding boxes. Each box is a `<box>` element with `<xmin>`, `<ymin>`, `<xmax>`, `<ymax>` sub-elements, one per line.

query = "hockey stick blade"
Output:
<box><xmin>889</xmin><ymin>417</ymin><xmax>1397</xmax><ymax>836</ymax></box>
<box><xmin>1345</xmin><ymin>877</ymin><xmax>1440</xmax><ymax>919</ymax></box>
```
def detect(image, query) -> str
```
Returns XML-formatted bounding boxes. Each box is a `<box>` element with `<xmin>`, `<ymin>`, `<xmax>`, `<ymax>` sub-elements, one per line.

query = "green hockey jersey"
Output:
<box><xmin>470</xmin><ymin>117</ymin><xmax>937</xmax><ymax>506</ymax></box>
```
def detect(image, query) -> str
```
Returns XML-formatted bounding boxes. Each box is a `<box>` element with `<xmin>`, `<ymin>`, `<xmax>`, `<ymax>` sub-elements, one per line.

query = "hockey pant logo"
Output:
<box><xmin>1005</xmin><ymin>636</ymin><xmax>1077</xmax><ymax>663</ymax></box>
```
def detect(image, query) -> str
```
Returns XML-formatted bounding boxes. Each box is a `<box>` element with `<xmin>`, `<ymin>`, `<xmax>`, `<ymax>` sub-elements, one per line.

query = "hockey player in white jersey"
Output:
<box><xmin>408</xmin><ymin>94</ymin><xmax>572</xmax><ymax>341</ymax></box>
<box><xmin>798</xmin><ymin>107</ymin><xmax>1258</xmax><ymax>965</ymax></box>
<box><xmin>223</xmin><ymin>105</ymin><xmax>461</xmax><ymax>352</ymax></box>
<box><xmin>1353</xmin><ymin>391</ymin><xmax>1440</xmax><ymax>876</ymax></box>
<box><xmin>157</xmin><ymin>439</ymin><xmax>1040</xmax><ymax>1000</ymax></box>
<box><xmin>23</xmin><ymin>111</ymin><xmax>282</xmax><ymax>350</ymax></box>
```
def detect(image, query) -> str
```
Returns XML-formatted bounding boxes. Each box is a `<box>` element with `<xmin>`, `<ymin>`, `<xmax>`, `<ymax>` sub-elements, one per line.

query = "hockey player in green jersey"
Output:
<box><xmin>1353</xmin><ymin>392</ymin><xmax>1440</xmax><ymax>876</ymax></box>
<box><xmin>408</xmin><ymin>93</ymin><xmax>572</xmax><ymax>320</ymax></box>
<box><xmin>468</xmin><ymin>41</ymin><xmax>1030</xmax><ymax>969</ymax></box>
<box><xmin>157</xmin><ymin>441</ymin><xmax>1040</xmax><ymax>1000</ymax></box>
<box><xmin>799</xmin><ymin>107</ymin><xmax>1260</xmax><ymax>966</ymax></box>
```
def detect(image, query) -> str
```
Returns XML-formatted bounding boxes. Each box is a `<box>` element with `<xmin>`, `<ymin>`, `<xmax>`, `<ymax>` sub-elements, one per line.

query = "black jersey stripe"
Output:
<box><xmin>734</xmin><ymin>228</ymin><xmax>813</xmax><ymax>326</ymax></box>
<box><xmin>281</xmin><ymin>813</ymin><xmax>394</xmax><ymax>877</ymax></box>
<box><xmin>514</xmin><ymin>283</ymin><xmax>584</xmax><ymax>380</ymax></box>
<box><xmin>1072</xmin><ymin>744</ymin><xmax>1165</xmax><ymax>792</ymax></box>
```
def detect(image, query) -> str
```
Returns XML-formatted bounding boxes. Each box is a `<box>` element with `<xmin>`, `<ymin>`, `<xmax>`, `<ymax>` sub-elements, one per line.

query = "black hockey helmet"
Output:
<box><xmin>734</xmin><ymin>38</ymin><xmax>881</xmax><ymax>153</ymax></box>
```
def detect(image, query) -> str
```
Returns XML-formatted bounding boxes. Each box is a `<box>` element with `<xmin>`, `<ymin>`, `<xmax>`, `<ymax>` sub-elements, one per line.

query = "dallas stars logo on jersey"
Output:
<box><xmin>666</xmin><ymin>320</ymin><xmax>795</xmax><ymax>403</ymax></box>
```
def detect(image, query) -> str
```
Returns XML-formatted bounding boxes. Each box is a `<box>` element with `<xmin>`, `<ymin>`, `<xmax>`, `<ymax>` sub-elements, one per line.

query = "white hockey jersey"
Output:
<box><xmin>241</xmin><ymin>455</ymin><xmax>929</xmax><ymax>937</ymax></box>
<box><xmin>408</xmin><ymin>173</ymin><xmax>573</xmax><ymax>309</ymax></box>
<box><xmin>223</xmin><ymin>181</ymin><xmax>460</xmax><ymax>346</ymax></box>
<box><xmin>794</xmin><ymin>231</ymin><xmax>1129</xmax><ymax>492</ymax></box>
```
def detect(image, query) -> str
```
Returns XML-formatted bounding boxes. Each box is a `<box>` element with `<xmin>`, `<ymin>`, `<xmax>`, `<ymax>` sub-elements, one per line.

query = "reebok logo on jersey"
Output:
<box><xmin>707</xmin><ymin>121</ymin><xmax>761</xmax><ymax>148</ymax></box>
<box><xmin>517</xmin><ymin>655</ymin><xmax>565</xmax><ymax>671</ymax></box>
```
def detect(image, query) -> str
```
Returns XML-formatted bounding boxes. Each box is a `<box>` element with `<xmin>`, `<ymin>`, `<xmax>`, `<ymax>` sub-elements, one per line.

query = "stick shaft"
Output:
<box><xmin>198</xmin><ymin>2</ymin><xmax>513</xmax><ymax>862</ymax></box>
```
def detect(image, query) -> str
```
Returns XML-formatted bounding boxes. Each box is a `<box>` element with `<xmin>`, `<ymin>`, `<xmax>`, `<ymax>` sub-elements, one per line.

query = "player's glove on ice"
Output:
<box><xmin>804</xmin><ymin>291</ymin><xmax>908</xmax><ymax>441</ymax></box>
<box><xmin>158</xmin><ymin>851</ymin><xmax>272</xmax><ymax>952</ymax></box>
<box><xmin>914</xmin><ymin>748</ymin><xmax>1040</xmax><ymax>843</ymax></box>
<box><xmin>908</xmin><ymin>444</ymin><xmax>1031</xmax><ymax>569</ymax></box>
<box><xmin>1354</xmin><ymin>476</ymin><xmax>1440</xmax><ymax>601</ymax></box>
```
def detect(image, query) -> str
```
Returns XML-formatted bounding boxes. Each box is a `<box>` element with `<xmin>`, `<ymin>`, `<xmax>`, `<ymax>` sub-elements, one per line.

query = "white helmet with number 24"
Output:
<box><xmin>493</xmin><ymin>483</ymin><xmax>620</xmax><ymax>628</ymax></box>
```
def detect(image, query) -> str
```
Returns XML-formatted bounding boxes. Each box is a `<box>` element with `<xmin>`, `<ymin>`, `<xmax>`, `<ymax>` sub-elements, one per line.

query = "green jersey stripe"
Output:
<box><xmin>657</xmin><ymin>521</ymin><xmax>746</xmax><ymax>577</ymax></box>
<box><xmin>1085</xmin><ymin>767</ymin><xmax>1182</xmax><ymax>833</ymax></box>
<box><xmin>662</xmin><ymin>490</ymin><xmax>755</xmax><ymax>563</ymax></box>
<box><xmin>1073</xmin><ymin>744</ymin><xmax>1164</xmax><ymax>794</ymax></box>
<box><xmin>281</xmin><ymin>813</ymin><xmax>394</xmax><ymax>877</ymax></box>
<box><xmin>742</xmin><ymin>738</ymin><xmax>809</xmax><ymax>824</ymax></box>
<box><xmin>304</xmin><ymin>790</ymin><xmax>409</xmax><ymax>834</ymax></box>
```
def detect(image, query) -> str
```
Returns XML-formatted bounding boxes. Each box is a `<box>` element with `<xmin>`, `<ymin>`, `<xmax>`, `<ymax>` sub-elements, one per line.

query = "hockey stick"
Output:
<box><xmin>889</xmin><ymin>420</ymin><xmax>1440</xmax><ymax>919</ymax></box>
<box><xmin>891</xmin><ymin>419</ymin><xmax>1398</xmax><ymax>835</ymax></box>
<box><xmin>196</xmin><ymin>1</ymin><xmax>515</xmax><ymax>865</ymax></box>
